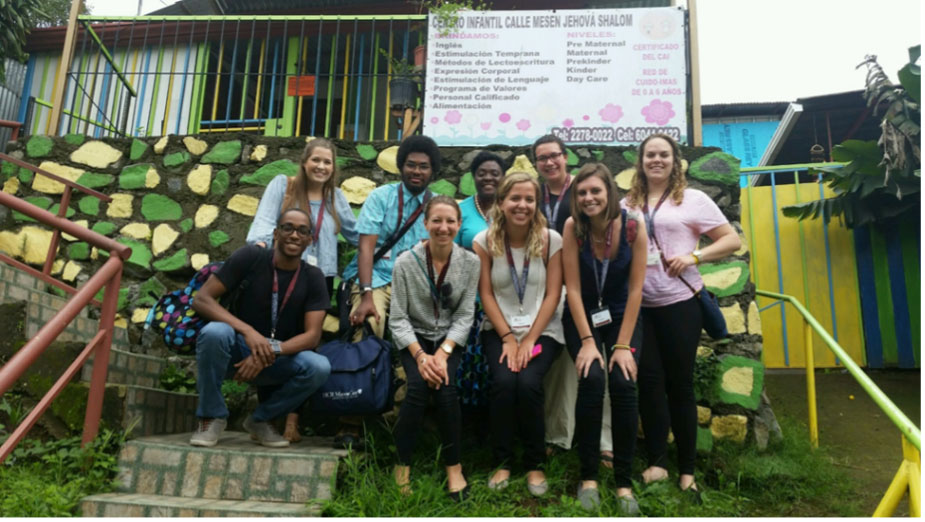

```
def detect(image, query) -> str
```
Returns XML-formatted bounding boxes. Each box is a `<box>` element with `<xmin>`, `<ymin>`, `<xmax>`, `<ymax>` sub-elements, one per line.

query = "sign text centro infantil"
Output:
<box><xmin>423</xmin><ymin>8</ymin><xmax>688</xmax><ymax>146</ymax></box>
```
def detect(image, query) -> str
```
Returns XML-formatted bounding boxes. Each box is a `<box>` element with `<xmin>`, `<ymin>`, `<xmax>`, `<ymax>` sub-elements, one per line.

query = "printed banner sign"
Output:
<box><xmin>423</xmin><ymin>7</ymin><xmax>688</xmax><ymax>146</ymax></box>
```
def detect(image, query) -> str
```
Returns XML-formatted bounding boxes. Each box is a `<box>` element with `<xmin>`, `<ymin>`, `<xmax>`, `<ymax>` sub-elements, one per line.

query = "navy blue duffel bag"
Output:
<box><xmin>311</xmin><ymin>322</ymin><xmax>393</xmax><ymax>416</ymax></box>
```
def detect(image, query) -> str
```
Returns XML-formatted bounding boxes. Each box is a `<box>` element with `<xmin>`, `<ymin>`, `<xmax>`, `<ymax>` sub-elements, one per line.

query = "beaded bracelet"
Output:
<box><xmin>612</xmin><ymin>343</ymin><xmax>636</xmax><ymax>353</ymax></box>
<box><xmin>580</xmin><ymin>335</ymin><xmax>594</xmax><ymax>342</ymax></box>
<box><xmin>500</xmin><ymin>331</ymin><xmax>514</xmax><ymax>340</ymax></box>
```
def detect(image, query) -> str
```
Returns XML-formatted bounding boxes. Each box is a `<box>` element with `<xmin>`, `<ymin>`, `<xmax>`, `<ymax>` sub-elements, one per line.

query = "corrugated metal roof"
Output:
<box><xmin>148</xmin><ymin>0</ymin><xmax>673</xmax><ymax>16</ymax></box>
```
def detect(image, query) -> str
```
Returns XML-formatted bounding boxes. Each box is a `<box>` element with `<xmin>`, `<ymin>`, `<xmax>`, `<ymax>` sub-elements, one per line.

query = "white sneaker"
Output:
<box><xmin>189</xmin><ymin>418</ymin><xmax>227</xmax><ymax>447</ymax></box>
<box><xmin>243</xmin><ymin>416</ymin><xmax>290</xmax><ymax>448</ymax></box>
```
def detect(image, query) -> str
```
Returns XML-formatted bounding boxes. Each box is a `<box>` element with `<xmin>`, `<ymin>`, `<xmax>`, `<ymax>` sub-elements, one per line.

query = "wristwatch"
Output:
<box><xmin>269</xmin><ymin>339</ymin><xmax>282</xmax><ymax>355</ymax></box>
<box><xmin>440</xmin><ymin>342</ymin><xmax>454</xmax><ymax>355</ymax></box>
<box><xmin>359</xmin><ymin>283</ymin><xmax>373</xmax><ymax>294</ymax></box>
<box><xmin>691</xmin><ymin>249</ymin><xmax>702</xmax><ymax>265</ymax></box>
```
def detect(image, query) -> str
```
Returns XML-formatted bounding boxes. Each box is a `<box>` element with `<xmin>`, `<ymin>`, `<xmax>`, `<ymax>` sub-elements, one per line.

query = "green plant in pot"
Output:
<box><xmin>380</xmin><ymin>48</ymin><xmax>420</xmax><ymax>113</ymax></box>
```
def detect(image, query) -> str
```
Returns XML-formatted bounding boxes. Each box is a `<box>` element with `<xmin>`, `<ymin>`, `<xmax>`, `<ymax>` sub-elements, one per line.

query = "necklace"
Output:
<box><xmin>475</xmin><ymin>196</ymin><xmax>491</xmax><ymax>221</ymax></box>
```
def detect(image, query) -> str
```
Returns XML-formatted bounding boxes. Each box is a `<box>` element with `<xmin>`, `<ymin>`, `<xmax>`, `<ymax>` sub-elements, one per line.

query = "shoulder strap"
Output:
<box><xmin>648</xmin><ymin>226</ymin><xmax>698</xmax><ymax>296</ymax></box>
<box><xmin>372</xmin><ymin>189</ymin><xmax>432</xmax><ymax>264</ymax></box>
<box><xmin>543</xmin><ymin>228</ymin><xmax>550</xmax><ymax>266</ymax></box>
<box><xmin>624</xmin><ymin>210</ymin><xmax>637</xmax><ymax>244</ymax></box>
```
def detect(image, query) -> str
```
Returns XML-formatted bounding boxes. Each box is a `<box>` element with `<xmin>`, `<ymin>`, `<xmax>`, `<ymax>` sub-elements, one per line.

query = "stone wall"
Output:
<box><xmin>0</xmin><ymin>133</ymin><xmax>779</xmax><ymax>449</ymax></box>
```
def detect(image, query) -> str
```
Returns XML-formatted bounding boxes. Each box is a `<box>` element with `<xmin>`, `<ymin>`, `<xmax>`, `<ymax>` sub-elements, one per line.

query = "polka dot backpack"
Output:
<box><xmin>144</xmin><ymin>262</ymin><xmax>223</xmax><ymax>355</ymax></box>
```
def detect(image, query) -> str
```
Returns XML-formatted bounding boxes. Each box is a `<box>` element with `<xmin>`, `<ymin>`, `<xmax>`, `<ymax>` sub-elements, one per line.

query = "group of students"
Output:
<box><xmin>200</xmin><ymin>131</ymin><xmax>740</xmax><ymax>512</ymax></box>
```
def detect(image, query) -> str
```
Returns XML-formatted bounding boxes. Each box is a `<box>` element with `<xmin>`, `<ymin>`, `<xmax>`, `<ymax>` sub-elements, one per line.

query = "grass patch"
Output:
<box><xmin>322</xmin><ymin>412</ymin><xmax>864</xmax><ymax>517</ymax></box>
<box><xmin>0</xmin><ymin>428</ymin><xmax>126</xmax><ymax>516</ymax></box>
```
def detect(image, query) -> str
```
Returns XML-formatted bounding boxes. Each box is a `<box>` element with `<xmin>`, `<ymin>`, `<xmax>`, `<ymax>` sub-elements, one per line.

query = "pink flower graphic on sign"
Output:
<box><xmin>516</xmin><ymin>119</ymin><xmax>531</xmax><ymax>131</ymax></box>
<box><xmin>481</xmin><ymin>122</ymin><xmax>492</xmax><ymax>130</ymax></box>
<box><xmin>641</xmin><ymin>99</ymin><xmax>675</xmax><ymax>125</ymax></box>
<box><xmin>444</xmin><ymin>110</ymin><xmax>462</xmax><ymax>125</ymax></box>
<box><xmin>562</xmin><ymin>118</ymin><xmax>574</xmax><ymax>128</ymax></box>
<box><xmin>583</xmin><ymin>115</ymin><xmax>590</xmax><ymax>121</ymax></box>
<box><xmin>430</xmin><ymin>117</ymin><xmax>439</xmax><ymax>124</ymax></box>
<box><xmin>499</xmin><ymin>113</ymin><xmax>511</xmax><ymax>123</ymax></box>
<box><xmin>598</xmin><ymin>103</ymin><xmax>624</xmax><ymax>123</ymax></box>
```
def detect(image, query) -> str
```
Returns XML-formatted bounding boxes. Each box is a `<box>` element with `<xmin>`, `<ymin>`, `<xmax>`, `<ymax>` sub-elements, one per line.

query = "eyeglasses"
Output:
<box><xmin>404</xmin><ymin>161</ymin><xmax>432</xmax><ymax>172</ymax></box>
<box><xmin>278</xmin><ymin>223</ymin><xmax>311</xmax><ymax>237</ymax></box>
<box><xmin>536</xmin><ymin>151</ymin><xmax>564</xmax><ymax>163</ymax></box>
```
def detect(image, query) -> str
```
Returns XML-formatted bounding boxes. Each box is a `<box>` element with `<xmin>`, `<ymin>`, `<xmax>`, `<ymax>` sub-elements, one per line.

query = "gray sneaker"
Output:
<box><xmin>616</xmin><ymin>494</ymin><xmax>641</xmax><ymax>516</ymax></box>
<box><xmin>577</xmin><ymin>483</ymin><xmax>601</xmax><ymax>510</ymax></box>
<box><xmin>243</xmin><ymin>416</ymin><xmax>290</xmax><ymax>448</ymax></box>
<box><xmin>190</xmin><ymin>418</ymin><xmax>227</xmax><ymax>447</ymax></box>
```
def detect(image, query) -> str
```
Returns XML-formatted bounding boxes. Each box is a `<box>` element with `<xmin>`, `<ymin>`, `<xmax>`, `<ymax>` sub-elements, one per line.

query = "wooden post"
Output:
<box><xmin>687</xmin><ymin>0</ymin><xmax>703</xmax><ymax>146</ymax></box>
<box><xmin>47</xmin><ymin>0</ymin><xmax>83</xmax><ymax>135</ymax></box>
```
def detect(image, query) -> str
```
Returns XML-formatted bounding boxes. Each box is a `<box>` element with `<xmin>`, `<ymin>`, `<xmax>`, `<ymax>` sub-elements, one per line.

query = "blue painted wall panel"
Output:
<box><xmin>703</xmin><ymin>121</ymin><xmax>779</xmax><ymax>172</ymax></box>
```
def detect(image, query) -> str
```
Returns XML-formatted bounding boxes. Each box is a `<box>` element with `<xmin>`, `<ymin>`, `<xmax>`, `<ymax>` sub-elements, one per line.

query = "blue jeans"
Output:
<box><xmin>195</xmin><ymin>322</ymin><xmax>331</xmax><ymax>422</ymax></box>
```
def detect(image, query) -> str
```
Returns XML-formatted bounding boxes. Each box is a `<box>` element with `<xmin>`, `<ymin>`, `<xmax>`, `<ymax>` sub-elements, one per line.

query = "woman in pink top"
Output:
<box><xmin>621</xmin><ymin>134</ymin><xmax>740</xmax><ymax>498</ymax></box>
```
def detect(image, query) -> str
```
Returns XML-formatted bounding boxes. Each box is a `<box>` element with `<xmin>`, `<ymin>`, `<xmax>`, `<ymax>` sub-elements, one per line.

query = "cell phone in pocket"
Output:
<box><xmin>530</xmin><ymin>343</ymin><xmax>542</xmax><ymax>360</ymax></box>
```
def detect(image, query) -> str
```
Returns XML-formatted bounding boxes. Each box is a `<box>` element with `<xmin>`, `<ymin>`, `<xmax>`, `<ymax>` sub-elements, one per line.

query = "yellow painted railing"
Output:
<box><xmin>757</xmin><ymin>289</ymin><xmax>920</xmax><ymax>517</ymax></box>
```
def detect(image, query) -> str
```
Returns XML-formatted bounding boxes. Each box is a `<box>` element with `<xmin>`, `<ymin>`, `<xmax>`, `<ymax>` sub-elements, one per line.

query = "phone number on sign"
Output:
<box><xmin>551</xmin><ymin>126</ymin><xmax>681</xmax><ymax>143</ymax></box>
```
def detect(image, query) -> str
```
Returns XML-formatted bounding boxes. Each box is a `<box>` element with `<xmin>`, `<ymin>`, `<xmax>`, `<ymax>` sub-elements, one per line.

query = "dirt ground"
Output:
<box><xmin>764</xmin><ymin>369</ymin><xmax>921</xmax><ymax>516</ymax></box>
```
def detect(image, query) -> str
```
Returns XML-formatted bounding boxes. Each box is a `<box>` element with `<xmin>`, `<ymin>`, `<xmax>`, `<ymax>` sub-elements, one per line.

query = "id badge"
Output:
<box><xmin>510</xmin><ymin>314</ymin><xmax>532</xmax><ymax>328</ymax></box>
<box><xmin>647</xmin><ymin>249</ymin><xmax>661</xmax><ymax>266</ymax></box>
<box><xmin>590</xmin><ymin>307</ymin><xmax>612</xmax><ymax>327</ymax></box>
<box><xmin>305</xmin><ymin>254</ymin><xmax>319</xmax><ymax>266</ymax></box>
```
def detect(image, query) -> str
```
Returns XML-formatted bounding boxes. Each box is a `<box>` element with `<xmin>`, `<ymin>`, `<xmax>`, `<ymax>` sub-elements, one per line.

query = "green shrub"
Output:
<box><xmin>0</xmin><ymin>429</ymin><xmax>125</xmax><ymax>516</ymax></box>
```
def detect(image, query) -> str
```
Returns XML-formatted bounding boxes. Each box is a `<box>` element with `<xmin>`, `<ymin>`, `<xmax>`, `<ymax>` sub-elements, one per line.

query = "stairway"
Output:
<box><xmin>0</xmin><ymin>262</ymin><xmax>349</xmax><ymax>516</ymax></box>
<box><xmin>80</xmin><ymin>433</ymin><xmax>348</xmax><ymax>516</ymax></box>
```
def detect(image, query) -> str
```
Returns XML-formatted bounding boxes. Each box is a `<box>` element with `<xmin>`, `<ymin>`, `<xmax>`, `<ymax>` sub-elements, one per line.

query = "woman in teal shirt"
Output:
<box><xmin>455</xmin><ymin>151</ymin><xmax>504</xmax><ymax>249</ymax></box>
<box><xmin>455</xmin><ymin>151</ymin><xmax>505</xmax><ymax>411</ymax></box>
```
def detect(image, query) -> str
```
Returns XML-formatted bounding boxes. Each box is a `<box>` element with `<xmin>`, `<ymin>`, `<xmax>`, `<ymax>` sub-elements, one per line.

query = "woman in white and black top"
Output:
<box><xmin>389</xmin><ymin>195</ymin><xmax>480</xmax><ymax>501</ymax></box>
<box><xmin>472</xmin><ymin>171</ymin><xmax>563</xmax><ymax>497</ymax></box>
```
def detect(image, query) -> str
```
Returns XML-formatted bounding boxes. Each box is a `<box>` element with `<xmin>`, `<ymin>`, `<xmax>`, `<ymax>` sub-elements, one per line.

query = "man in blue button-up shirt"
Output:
<box><xmin>342</xmin><ymin>135</ymin><xmax>441</xmax><ymax>339</ymax></box>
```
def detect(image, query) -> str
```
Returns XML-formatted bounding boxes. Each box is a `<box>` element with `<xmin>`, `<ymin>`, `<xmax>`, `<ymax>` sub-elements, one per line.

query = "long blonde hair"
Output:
<box><xmin>625</xmin><ymin>133</ymin><xmax>686</xmax><ymax>209</ymax></box>
<box><xmin>486</xmin><ymin>172</ymin><xmax>548</xmax><ymax>258</ymax></box>
<box><xmin>282</xmin><ymin>138</ymin><xmax>342</xmax><ymax>233</ymax></box>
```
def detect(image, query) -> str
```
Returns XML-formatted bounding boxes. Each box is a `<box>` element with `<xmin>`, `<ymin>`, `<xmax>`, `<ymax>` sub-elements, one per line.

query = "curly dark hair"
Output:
<box><xmin>468</xmin><ymin>150</ymin><xmax>506</xmax><ymax>175</ymax></box>
<box><xmin>397</xmin><ymin>135</ymin><xmax>442</xmax><ymax>175</ymax></box>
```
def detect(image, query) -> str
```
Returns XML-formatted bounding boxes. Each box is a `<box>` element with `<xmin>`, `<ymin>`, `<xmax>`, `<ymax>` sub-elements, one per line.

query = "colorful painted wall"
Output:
<box><xmin>741</xmin><ymin>172</ymin><xmax>920</xmax><ymax>369</ymax></box>
<box><xmin>0</xmin><ymin>134</ymin><xmax>778</xmax><ymax>448</ymax></box>
<box><xmin>22</xmin><ymin>16</ymin><xmax>428</xmax><ymax>140</ymax></box>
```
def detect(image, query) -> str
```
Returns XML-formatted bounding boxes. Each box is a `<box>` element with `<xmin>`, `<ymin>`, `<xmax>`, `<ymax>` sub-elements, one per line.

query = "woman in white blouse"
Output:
<box><xmin>472</xmin><ymin>172</ymin><xmax>564</xmax><ymax>497</ymax></box>
<box><xmin>389</xmin><ymin>195</ymin><xmax>480</xmax><ymax>501</ymax></box>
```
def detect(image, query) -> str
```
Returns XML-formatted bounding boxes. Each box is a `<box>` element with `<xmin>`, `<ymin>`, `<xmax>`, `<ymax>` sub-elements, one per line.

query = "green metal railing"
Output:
<box><xmin>757</xmin><ymin>289</ymin><xmax>920</xmax><ymax>517</ymax></box>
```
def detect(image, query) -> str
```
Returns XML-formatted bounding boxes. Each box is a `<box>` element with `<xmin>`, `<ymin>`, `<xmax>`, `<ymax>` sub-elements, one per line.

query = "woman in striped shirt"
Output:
<box><xmin>389</xmin><ymin>195</ymin><xmax>481</xmax><ymax>501</ymax></box>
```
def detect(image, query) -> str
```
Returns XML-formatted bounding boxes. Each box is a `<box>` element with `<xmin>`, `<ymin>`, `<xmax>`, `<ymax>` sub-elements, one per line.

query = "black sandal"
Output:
<box><xmin>448</xmin><ymin>484</ymin><xmax>470</xmax><ymax>502</ymax></box>
<box><xmin>681</xmin><ymin>484</ymin><xmax>703</xmax><ymax>505</ymax></box>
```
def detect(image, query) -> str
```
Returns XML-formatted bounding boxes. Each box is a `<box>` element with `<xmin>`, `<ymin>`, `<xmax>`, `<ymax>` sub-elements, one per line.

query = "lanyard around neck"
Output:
<box><xmin>544</xmin><ymin>176</ymin><xmax>571</xmax><ymax>226</ymax></box>
<box><xmin>642</xmin><ymin>191</ymin><xmax>669</xmax><ymax>240</ymax></box>
<box><xmin>504</xmin><ymin>239</ymin><xmax>531</xmax><ymax>313</ymax></box>
<box><xmin>270</xmin><ymin>254</ymin><xmax>301</xmax><ymax>339</ymax></box>
<box><xmin>394</xmin><ymin>186</ymin><xmax>428</xmax><ymax>237</ymax></box>
<box><xmin>426</xmin><ymin>242</ymin><xmax>452</xmax><ymax>319</ymax></box>
<box><xmin>311</xmin><ymin>198</ymin><xmax>326</xmax><ymax>244</ymax></box>
<box><xmin>591</xmin><ymin>219</ymin><xmax>615</xmax><ymax>308</ymax></box>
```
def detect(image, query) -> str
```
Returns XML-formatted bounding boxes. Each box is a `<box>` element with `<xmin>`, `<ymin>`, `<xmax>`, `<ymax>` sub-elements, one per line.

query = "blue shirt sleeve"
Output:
<box><xmin>334</xmin><ymin>188</ymin><xmax>359</xmax><ymax>245</ymax></box>
<box><xmin>246</xmin><ymin>175</ymin><xmax>288</xmax><ymax>246</ymax></box>
<box><xmin>354</xmin><ymin>185</ymin><xmax>390</xmax><ymax>237</ymax></box>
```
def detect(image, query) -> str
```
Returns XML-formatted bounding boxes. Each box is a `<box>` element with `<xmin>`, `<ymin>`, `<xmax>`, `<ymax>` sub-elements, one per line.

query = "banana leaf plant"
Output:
<box><xmin>783</xmin><ymin>45</ymin><xmax>920</xmax><ymax>229</ymax></box>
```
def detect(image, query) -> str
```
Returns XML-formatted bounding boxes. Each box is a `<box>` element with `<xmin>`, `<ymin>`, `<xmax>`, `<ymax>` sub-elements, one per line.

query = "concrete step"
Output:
<box><xmin>83</xmin><ymin>348</ymin><xmax>166</xmax><ymax>388</ymax></box>
<box><xmin>120</xmin><ymin>385</ymin><xmax>199</xmax><ymax>437</ymax></box>
<box><xmin>115</xmin><ymin>432</ymin><xmax>348</xmax><ymax>504</ymax></box>
<box><xmin>80</xmin><ymin>492</ymin><xmax>320</xmax><ymax>517</ymax></box>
